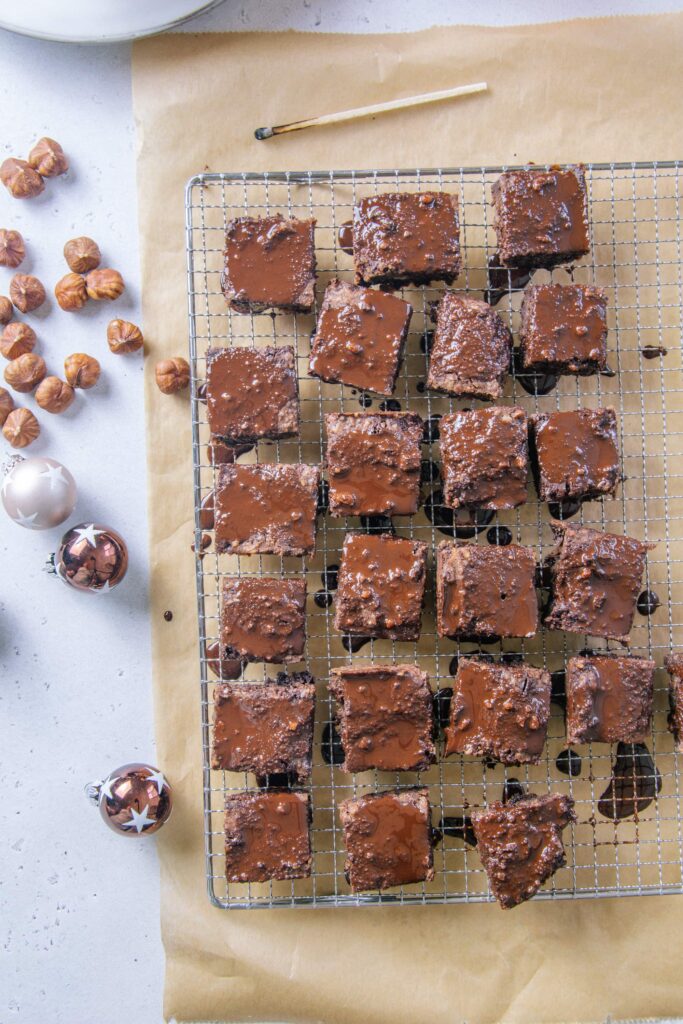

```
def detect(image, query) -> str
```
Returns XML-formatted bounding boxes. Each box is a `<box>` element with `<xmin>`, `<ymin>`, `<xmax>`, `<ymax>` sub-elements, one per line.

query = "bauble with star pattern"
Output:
<box><xmin>51</xmin><ymin>521</ymin><xmax>128</xmax><ymax>592</ymax></box>
<box><xmin>86</xmin><ymin>763</ymin><xmax>172</xmax><ymax>837</ymax></box>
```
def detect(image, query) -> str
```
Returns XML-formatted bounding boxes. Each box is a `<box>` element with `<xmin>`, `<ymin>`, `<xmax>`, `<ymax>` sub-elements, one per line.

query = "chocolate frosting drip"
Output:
<box><xmin>565</xmin><ymin>654</ymin><xmax>654</xmax><ymax>744</ymax></box>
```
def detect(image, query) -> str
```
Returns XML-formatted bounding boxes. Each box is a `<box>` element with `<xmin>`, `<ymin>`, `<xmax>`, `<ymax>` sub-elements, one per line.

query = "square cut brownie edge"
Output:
<box><xmin>427</xmin><ymin>293</ymin><xmax>512</xmax><ymax>401</ymax></box>
<box><xmin>324</xmin><ymin>411</ymin><xmax>423</xmax><ymax>517</ymax></box>
<box><xmin>439</xmin><ymin>406</ymin><xmax>529</xmax><ymax>510</ymax></box>
<box><xmin>224</xmin><ymin>790</ymin><xmax>312</xmax><ymax>882</ymax></box>
<box><xmin>220</xmin><ymin>576</ymin><xmax>306</xmax><ymax>663</ymax></box>
<box><xmin>222</xmin><ymin>214</ymin><xmax>316</xmax><ymax>314</ymax></box>
<box><xmin>531</xmin><ymin>407</ymin><xmax>620</xmax><ymax>503</ymax></box>
<box><xmin>519</xmin><ymin>283</ymin><xmax>608</xmax><ymax>375</ymax></box>
<box><xmin>565</xmin><ymin>654</ymin><xmax>654</xmax><ymax>745</ymax></box>
<box><xmin>329</xmin><ymin>663</ymin><xmax>435</xmax><ymax>773</ymax></box>
<box><xmin>340</xmin><ymin>788</ymin><xmax>434</xmax><ymax>891</ymax></box>
<box><xmin>206</xmin><ymin>346</ymin><xmax>299</xmax><ymax>443</ymax></box>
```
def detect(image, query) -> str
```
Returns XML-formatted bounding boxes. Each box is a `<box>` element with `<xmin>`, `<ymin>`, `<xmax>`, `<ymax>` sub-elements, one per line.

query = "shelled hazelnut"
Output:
<box><xmin>86</xmin><ymin>269</ymin><xmax>124</xmax><ymax>301</ymax></box>
<box><xmin>0</xmin><ymin>387</ymin><xmax>14</xmax><ymax>426</ymax></box>
<box><xmin>155</xmin><ymin>357</ymin><xmax>190</xmax><ymax>394</ymax></box>
<box><xmin>0</xmin><ymin>158</ymin><xmax>45</xmax><ymax>199</ymax></box>
<box><xmin>0</xmin><ymin>229</ymin><xmax>25</xmax><ymax>268</ymax></box>
<box><xmin>35</xmin><ymin>376</ymin><xmax>75</xmax><ymax>413</ymax></box>
<box><xmin>3</xmin><ymin>407</ymin><xmax>40</xmax><ymax>448</ymax></box>
<box><xmin>10</xmin><ymin>274</ymin><xmax>46</xmax><ymax>314</ymax></box>
<box><xmin>28</xmin><ymin>137</ymin><xmax>69</xmax><ymax>178</ymax></box>
<box><xmin>107</xmin><ymin>318</ymin><xmax>142</xmax><ymax>354</ymax></box>
<box><xmin>4</xmin><ymin>353</ymin><xmax>46</xmax><ymax>393</ymax></box>
<box><xmin>64</xmin><ymin>353</ymin><xmax>101</xmax><ymax>389</ymax></box>
<box><xmin>55</xmin><ymin>272</ymin><xmax>88</xmax><ymax>311</ymax></box>
<box><xmin>0</xmin><ymin>297</ymin><xmax>13</xmax><ymax>325</ymax></box>
<box><xmin>64</xmin><ymin>236</ymin><xmax>100</xmax><ymax>274</ymax></box>
<box><xmin>0</xmin><ymin>322</ymin><xmax>37</xmax><ymax>360</ymax></box>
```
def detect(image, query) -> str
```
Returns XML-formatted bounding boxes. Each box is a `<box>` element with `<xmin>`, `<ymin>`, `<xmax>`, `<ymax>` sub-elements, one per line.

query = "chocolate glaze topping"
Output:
<box><xmin>221</xmin><ymin>576</ymin><xmax>306</xmax><ymax>663</ymax></box>
<box><xmin>531</xmin><ymin>407</ymin><xmax>620</xmax><ymax>503</ymax></box>
<box><xmin>329</xmin><ymin>664</ymin><xmax>435</xmax><ymax>773</ymax></box>
<box><xmin>440</xmin><ymin>406</ymin><xmax>529</xmax><ymax>510</ymax></box>
<box><xmin>325</xmin><ymin>411</ymin><xmax>423</xmax><ymax>517</ymax></box>
<box><xmin>665</xmin><ymin>654</ymin><xmax>683</xmax><ymax>751</ymax></box>
<box><xmin>215</xmin><ymin>463</ymin><xmax>319</xmax><ymax>556</ymax></box>
<box><xmin>444</xmin><ymin>657</ymin><xmax>551</xmax><ymax>766</ymax></box>
<box><xmin>222</xmin><ymin>215</ymin><xmax>316</xmax><ymax>314</ymax></box>
<box><xmin>224</xmin><ymin>790</ymin><xmax>312</xmax><ymax>882</ymax></box>
<box><xmin>206</xmin><ymin>346</ymin><xmax>299</xmax><ymax>443</ymax></box>
<box><xmin>520</xmin><ymin>283</ymin><xmax>608</xmax><ymax>375</ymax></box>
<box><xmin>427</xmin><ymin>293</ymin><xmax>512</xmax><ymax>401</ymax></box>
<box><xmin>340</xmin><ymin>788</ymin><xmax>434</xmax><ymax>891</ymax></box>
<box><xmin>566</xmin><ymin>654</ymin><xmax>654</xmax><ymax>745</ymax></box>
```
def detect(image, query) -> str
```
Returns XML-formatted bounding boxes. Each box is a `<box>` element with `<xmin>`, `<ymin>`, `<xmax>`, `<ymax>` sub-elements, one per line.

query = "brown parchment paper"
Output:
<box><xmin>132</xmin><ymin>14</ymin><xmax>683</xmax><ymax>1024</ymax></box>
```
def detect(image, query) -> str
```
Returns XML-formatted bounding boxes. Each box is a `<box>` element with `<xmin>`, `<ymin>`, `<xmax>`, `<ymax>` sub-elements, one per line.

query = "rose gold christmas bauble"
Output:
<box><xmin>54</xmin><ymin>522</ymin><xmax>128</xmax><ymax>592</ymax></box>
<box><xmin>91</xmin><ymin>763</ymin><xmax>172</xmax><ymax>837</ymax></box>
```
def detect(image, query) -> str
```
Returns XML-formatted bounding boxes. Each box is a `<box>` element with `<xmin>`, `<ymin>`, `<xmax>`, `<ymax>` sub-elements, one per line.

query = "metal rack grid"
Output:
<box><xmin>185</xmin><ymin>162</ymin><xmax>683</xmax><ymax>910</ymax></box>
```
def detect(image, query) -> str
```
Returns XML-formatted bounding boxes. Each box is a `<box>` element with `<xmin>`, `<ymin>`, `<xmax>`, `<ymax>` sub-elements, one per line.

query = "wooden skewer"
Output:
<box><xmin>254</xmin><ymin>81</ymin><xmax>488</xmax><ymax>141</ymax></box>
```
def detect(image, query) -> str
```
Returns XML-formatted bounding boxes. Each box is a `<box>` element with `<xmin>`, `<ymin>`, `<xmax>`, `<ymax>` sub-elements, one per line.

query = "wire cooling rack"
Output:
<box><xmin>185</xmin><ymin>162</ymin><xmax>683</xmax><ymax>909</ymax></box>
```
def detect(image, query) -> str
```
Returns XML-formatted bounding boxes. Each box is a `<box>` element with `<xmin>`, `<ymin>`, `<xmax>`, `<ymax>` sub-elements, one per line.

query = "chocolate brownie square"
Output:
<box><xmin>206</xmin><ymin>346</ymin><xmax>299</xmax><ymax>443</ymax></box>
<box><xmin>491</xmin><ymin>166</ymin><xmax>590</xmax><ymax>269</ymax></box>
<box><xmin>440</xmin><ymin>406</ymin><xmax>529</xmax><ymax>510</ymax></box>
<box><xmin>519</xmin><ymin>283</ymin><xmax>608</xmax><ymax>375</ymax></box>
<box><xmin>544</xmin><ymin>524</ymin><xmax>653</xmax><ymax>643</ymax></box>
<box><xmin>665</xmin><ymin>654</ymin><xmax>683</xmax><ymax>750</ymax></box>
<box><xmin>221</xmin><ymin>577</ymin><xmax>306</xmax><ymax>663</ymax></box>
<box><xmin>436</xmin><ymin>541</ymin><xmax>538</xmax><ymax>641</ymax></box>
<box><xmin>565</xmin><ymin>654</ymin><xmax>654</xmax><ymax>745</ymax></box>
<box><xmin>340</xmin><ymin>788</ymin><xmax>434</xmax><ymax>891</ymax></box>
<box><xmin>215</xmin><ymin>463</ymin><xmax>319</xmax><ymax>556</ymax></box>
<box><xmin>472</xmin><ymin>793</ymin><xmax>575</xmax><ymax>908</ymax></box>
<box><xmin>224</xmin><ymin>790</ymin><xmax>312</xmax><ymax>882</ymax></box>
<box><xmin>309</xmin><ymin>280</ymin><xmax>412</xmax><ymax>396</ymax></box>
<box><xmin>531</xmin><ymin>407</ymin><xmax>620</xmax><ymax>503</ymax></box>
<box><xmin>325</xmin><ymin>411</ymin><xmax>422</xmax><ymax>517</ymax></box>
<box><xmin>329</xmin><ymin>664</ymin><xmax>435</xmax><ymax>772</ymax></box>
<box><xmin>334</xmin><ymin>532</ymin><xmax>428</xmax><ymax>641</ymax></box>
<box><xmin>212</xmin><ymin>674</ymin><xmax>316</xmax><ymax>778</ymax></box>
<box><xmin>353</xmin><ymin>191</ymin><xmax>461</xmax><ymax>287</ymax></box>
<box><xmin>444</xmin><ymin>657</ymin><xmax>551</xmax><ymax>765</ymax></box>
<box><xmin>427</xmin><ymin>293</ymin><xmax>512</xmax><ymax>401</ymax></box>
<box><xmin>222</xmin><ymin>214</ymin><xmax>316</xmax><ymax>314</ymax></box>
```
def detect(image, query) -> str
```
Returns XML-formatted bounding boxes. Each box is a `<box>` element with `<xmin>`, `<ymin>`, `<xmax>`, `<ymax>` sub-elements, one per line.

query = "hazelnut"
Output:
<box><xmin>64</xmin><ymin>352</ymin><xmax>100</xmax><ymax>389</ymax></box>
<box><xmin>86</xmin><ymin>268</ymin><xmax>124</xmax><ymax>301</ymax></box>
<box><xmin>63</xmin><ymin>236</ymin><xmax>101</xmax><ymax>274</ymax></box>
<box><xmin>0</xmin><ymin>296</ymin><xmax>13</xmax><ymax>325</ymax></box>
<box><xmin>0</xmin><ymin>228</ymin><xmax>25</xmax><ymax>268</ymax></box>
<box><xmin>4</xmin><ymin>353</ymin><xmax>46</xmax><ymax>393</ymax></box>
<box><xmin>107</xmin><ymin>318</ymin><xmax>143</xmax><ymax>354</ymax></box>
<box><xmin>35</xmin><ymin>375</ymin><xmax>75</xmax><ymax>414</ymax></box>
<box><xmin>10</xmin><ymin>274</ymin><xmax>46</xmax><ymax>313</ymax></box>
<box><xmin>0</xmin><ymin>158</ymin><xmax>45</xmax><ymax>199</ymax></box>
<box><xmin>28</xmin><ymin>137</ymin><xmax>69</xmax><ymax>178</ymax></box>
<box><xmin>155</xmin><ymin>357</ymin><xmax>190</xmax><ymax>394</ymax></box>
<box><xmin>0</xmin><ymin>322</ymin><xmax>37</xmax><ymax>360</ymax></box>
<box><xmin>2</xmin><ymin>407</ymin><xmax>40</xmax><ymax>448</ymax></box>
<box><xmin>0</xmin><ymin>387</ymin><xmax>14</xmax><ymax>426</ymax></box>
<box><xmin>55</xmin><ymin>272</ymin><xmax>88</xmax><ymax>311</ymax></box>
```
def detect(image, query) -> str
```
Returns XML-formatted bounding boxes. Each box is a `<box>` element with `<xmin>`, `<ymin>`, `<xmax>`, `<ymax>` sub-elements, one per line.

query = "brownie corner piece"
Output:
<box><xmin>519</xmin><ymin>283</ymin><xmax>608</xmax><ymax>375</ymax></box>
<box><xmin>224</xmin><ymin>790</ymin><xmax>312</xmax><ymax>882</ymax></box>
<box><xmin>472</xmin><ymin>792</ymin><xmax>575</xmax><ymax>908</ymax></box>
<box><xmin>427</xmin><ymin>292</ymin><xmax>511</xmax><ymax>401</ymax></box>
<box><xmin>531</xmin><ymin>407</ymin><xmax>620</xmax><ymax>503</ymax></box>
<box><xmin>340</xmin><ymin>788</ymin><xmax>434</xmax><ymax>891</ymax></box>
<box><xmin>206</xmin><ymin>345</ymin><xmax>299</xmax><ymax>443</ymax></box>
<box><xmin>566</xmin><ymin>654</ymin><xmax>654</xmax><ymax>745</ymax></box>
<box><xmin>222</xmin><ymin>214</ymin><xmax>316</xmax><ymax>314</ymax></box>
<box><xmin>491</xmin><ymin>165</ymin><xmax>590</xmax><ymax>270</ymax></box>
<box><xmin>440</xmin><ymin>406</ymin><xmax>529</xmax><ymax>510</ymax></box>
<box><xmin>666</xmin><ymin>654</ymin><xmax>683</xmax><ymax>749</ymax></box>
<box><xmin>220</xmin><ymin>576</ymin><xmax>306</xmax><ymax>662</ymax></box>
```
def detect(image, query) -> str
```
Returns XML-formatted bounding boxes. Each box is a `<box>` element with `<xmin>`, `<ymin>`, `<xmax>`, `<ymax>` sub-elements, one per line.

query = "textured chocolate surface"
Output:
<box><xmin>224</xmin><ymin>790</ymin><xmax>312</xmax><ymax>882</ymax></box>
<box><xmin>519</xmin><ymin>283</ymin><xmax>608</xmax><ymax>375</ymax></box>
<box><xmin>212</xmin><ymin>675</ymin><xmax>315</xmax><ymax>778</ymax></box>
<box><xmin>340</xmin><ymin>788</ymin><xmax>434</xmax><ymax>891</ymax></box>
<box><xmin>220</xmin><ymin>577</ymin><xmax>306</xmax><ymax>662</ymax></box>
<box><xmin>206</xmin><ymin>346</ymin><xmax>299</xmax><ymax>443</ymax></box>
<box><xmin>222</xmin><ymin>215</ymin><xmax>316</xmax><ymax>313</ymax></box>
<box><xmin>334</xmin><ymin>532</ymin><xmax>428</xmax><ymax>641</ymax></box>
<box><xmin>436</xmin><ymin>541</ymin><xmax>538</xmax><ymax>641</ymax></box>
<box><xmin>566</xmin><ymin>654</ymin><xmax>654</xmax><ymax>745</ymax></box>
<box><xmin>544</xmin><ymin>524</ymin><xmax>652</xmax><ymax>643</ymax></box>
<box><xmin>427</xmin><ymin>293</ymin><xmax>512</xmax><ymax>401</ymax></box>
<box><xmin>325</xmin><ymin>411</ymin><xmax>422</xmax><ymax>517</ymax></box>
<box><xmin>665</xmin><ymin>654</ymin><xmax>683</xmax><ymax>750</ymax></box>
<box><xmin>215</xmin><ymin>463</ymin><xmax>319</xmax><ymax>556</ymax></box>
<box><xmin>531</xmin><ymin>407</ymin><xmax>620</xmax><ymax>502</ymax></box>
<box><xmin>353</xmin><ymin>191</ymin><xmax>461</xmax><ymax>287</ymax></box>
<box><xmin>444</xmin><ymin>657</ymin><xmax>551</xmax><ymax>765</ymax></box>
<box><xmin>309</xmin><ymin>279</ymin><xmax>412</xmax><ymax>396</ymax></box>
<box><xmin>440</xmin><ymin>406</ymin><xmax>529</xmax><ymax>510</ymax></box>
<box><xmin>330</xmin><ymin>664</ymin><xmax>435</xmax><ymax>773</ymax></box>
<box><xmin>472</xmin><ymin>793</ymin><xmax>575</xmax><ymax>908</ymax></box>
<box><xmin>491</xmin><ymin>167</ymin><xmax>590</xmax><ymax>269</ymax></box>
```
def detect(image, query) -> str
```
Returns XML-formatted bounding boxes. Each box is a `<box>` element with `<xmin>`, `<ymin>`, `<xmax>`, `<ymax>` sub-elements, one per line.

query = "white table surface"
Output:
<box><xmin>1</xmin><ymin>2</ymin><xmax>681</xmax><ymax>1022</ymax></box>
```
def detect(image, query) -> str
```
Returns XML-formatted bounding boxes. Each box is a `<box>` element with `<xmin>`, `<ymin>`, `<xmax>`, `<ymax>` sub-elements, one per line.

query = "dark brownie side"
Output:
<box><xmin>222</xmin><ymin>215</ymin><xmax>316</xmax><ymax>314</ymax></box>
<box><xmin>665</xmin><ymin>654</ymin><xmax>683</xmax><ymax>751</ymax></box>
<box><xmin>224</xmin><ymin>790</ymin><xmax>312</xmax><ymax>882</ymax></box>
<box><xmin>206</xmin><ymin>346</ymin><xmax>299</xmax><ymax>443</ymax></box>
<box><xmin>519</xmin><ymin>283</ymin><xmax>608</xmax><ymax>375</ymax></box>
<box><xmin>440</xmin><ymin>406</ymin><xmax>529</xmax><ymax>510</ymax></box>
<box><xmin>221</xmin><ymin>576</ymin><xmax>306</xmax><ymax>663</ymax></box>
<box><xmin>531</xmin><ymin>407</ymin><xmax>620</xmax><ymax>503</ymax></box>
<box><xmin>427</xmin><ymin>293</ymin><xmax>512</xmax><ymax>401</ymax></box>
<box><xmin>565</xmin><ymin>654</ymin><xmax>654</xmax><ymax>745</ymax></box>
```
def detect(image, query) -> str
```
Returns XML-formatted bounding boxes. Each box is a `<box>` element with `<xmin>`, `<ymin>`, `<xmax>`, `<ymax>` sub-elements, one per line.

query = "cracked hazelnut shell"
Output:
<box><xmin>0</xmin><ymin>387</ymin><xmax>14</xmax><ymax>426</ymax></box>
<box><xmin>0</xmin><ymin>228</ymin><xmax>25</xmax><ymax>268</ymax></box>
<box><xmin>2</xmin><ymin>407</ymin><xmax>40</xmax><ymax>448</ymax></box>
<box><xmin>10</xmin><ymin>274</ymin><xmax>46</xmax><ymax>313</ymax></box>
<box><xmin>0</xmin><ymin>158</ymin><xmax>45</xmax><ymax>199</ymax></box>
<box><xmin>64</xmin><ymin>236</ymin><xmax>101</xmax><ymax>274</ymax></box>
<box><xmin>64</xmin><ymin>353</ymin><xmax>100</xmax><ymax>390</ymax></box>
<box><xmin>107</xmin><ymin>318</ymin><xmax>143</xmax><ymax>354</ymax></box>
<box><xmin>55</xmin><ymin>272</ymin><xmax>88</xmax><ymax>311</ymax></box>
<box><xmin>155</xmin><ymin>357</ymin><xmax>190</xmax><ymax>394</ymax></box>
<box><xmin>0</xmin><ymin>297</ymin><xmax>13</xmax><ymax>325</ymax></box>
<box><xmin>35</xmin><ymin>376</ymin><xmax>75</xmax><ymax>413</ymax></box>
<box><xmin>1</xmin><ymin>322</ymin><xmax>37</xmax><ymax>360</ymax></box>
<box><xmin>86</xmin><ymin>268</ymin><xmax>124</xmax><ymax>301</ymax></box>
<box><xmin>28</xmin><ymin>137</ymin><xmax>69</xmax><ymax>178</ymax></box>
<box><xmin>4</xmin><ymin>353</ymin><xmax>46</xmax><ymax>393</ymax></box>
